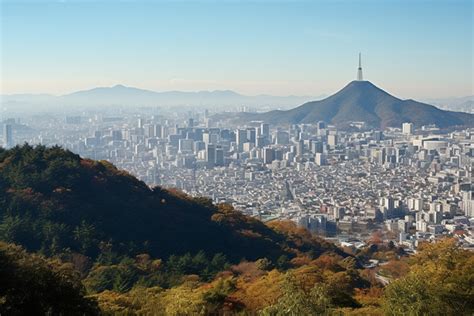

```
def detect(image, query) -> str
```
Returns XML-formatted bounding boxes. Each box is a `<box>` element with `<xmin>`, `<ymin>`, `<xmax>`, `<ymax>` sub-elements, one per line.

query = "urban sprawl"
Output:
<box><xmin>3</xmin><ymin>110</ymin><xmax>473</xmax><ymax>252</ymax></box>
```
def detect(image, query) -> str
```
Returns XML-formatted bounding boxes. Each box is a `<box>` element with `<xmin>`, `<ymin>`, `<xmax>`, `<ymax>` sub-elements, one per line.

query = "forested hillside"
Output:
<box><xmin>0</xmin><ymin>144</ymin><xmax>339</xmax><ymax>262</ymax></box>
<box><xmin>0</xmin><ymin>145</ymin><xmax>472</xmax><ymax>315</ymax></box>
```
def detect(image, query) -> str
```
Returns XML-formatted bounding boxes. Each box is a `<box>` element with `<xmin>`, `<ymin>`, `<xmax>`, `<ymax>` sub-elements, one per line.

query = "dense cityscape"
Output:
<box><xmin>3</xmin><ymin>105</ymin><xmax>473</xmax><ymax>251</ymax></box>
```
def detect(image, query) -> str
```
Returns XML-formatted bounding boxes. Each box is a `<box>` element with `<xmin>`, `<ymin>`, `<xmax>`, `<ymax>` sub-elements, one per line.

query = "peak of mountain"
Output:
<box><xmin>239</xmin><ymin>80</ymin><xmax>474</xmax><ymax>128</ymax></box>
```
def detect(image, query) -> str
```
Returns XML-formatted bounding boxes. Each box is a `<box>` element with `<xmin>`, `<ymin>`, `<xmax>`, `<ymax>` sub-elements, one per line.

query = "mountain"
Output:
<box><xmin>236</xmin><ymin>81</ymin><xmax>474</xmax><ymax>128</ymax></box>
<box><xmin>0</xmin><ymin>144</ymin><xmax>340</xmax><ymax>262</ymax></box>
<box><xmin>1</xmin><ymin>85</ymin><xmax>315</xmax><ymax>110</ymax></box>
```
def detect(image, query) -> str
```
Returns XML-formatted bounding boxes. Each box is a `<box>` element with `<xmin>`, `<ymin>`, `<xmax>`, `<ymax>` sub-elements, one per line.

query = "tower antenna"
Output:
<box><xmin>357</xmin><ymin>53</ymin><xmax>363</xmax><ymax>81</ymax></box>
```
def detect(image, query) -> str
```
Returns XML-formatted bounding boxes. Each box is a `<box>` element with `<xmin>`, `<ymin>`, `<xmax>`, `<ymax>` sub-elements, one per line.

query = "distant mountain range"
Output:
<box><xmin>236</xmin><ymin>81</ymin><xmax>473</xmax><ymax>128</ymax></box>
<box><xmin>1</xmin><ymin>85</ymin><xmax>318</xmax><ymax>110</ymax></box>
<box><xmin>422</xmin><ymin>95</ymin><xmax>474</xmax><ymax>113</ymax></box>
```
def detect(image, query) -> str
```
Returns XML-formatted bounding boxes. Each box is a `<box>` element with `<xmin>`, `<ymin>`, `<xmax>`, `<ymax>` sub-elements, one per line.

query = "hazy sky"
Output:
<box><xmin>1</xmin><ymin>0</ymin><xmax>473</xmax><ymax>99</ymax></box>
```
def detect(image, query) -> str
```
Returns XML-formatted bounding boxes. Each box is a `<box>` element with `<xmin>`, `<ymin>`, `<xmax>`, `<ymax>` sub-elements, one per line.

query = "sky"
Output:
<box><xmin>1</xmin><ymin>0</ymin><xmax>473</xmax><ymax>99</ymax></box>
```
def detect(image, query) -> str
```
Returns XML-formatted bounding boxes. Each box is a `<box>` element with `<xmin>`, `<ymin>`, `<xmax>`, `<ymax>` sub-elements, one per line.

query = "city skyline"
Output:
<box><xmin>1</xmin><ymin>0</ymin><xmax>473</xmax><ymax>99</ymax></box>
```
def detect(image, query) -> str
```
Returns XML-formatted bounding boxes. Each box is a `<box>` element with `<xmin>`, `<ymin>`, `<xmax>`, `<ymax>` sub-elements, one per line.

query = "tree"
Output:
<box><xmin>260</xmin><ymin>272</ymin><xmax>332</xmax><ymax>315</ymax></box>
<box><xmin>383</xmin><ymin>239</ymin><xmax>474</xmax><ymax>315</ymax></box>
<box><xmin>0</xmin><ymin>242</ymin><xmax>99</xmax><ymax>315</ymax></box>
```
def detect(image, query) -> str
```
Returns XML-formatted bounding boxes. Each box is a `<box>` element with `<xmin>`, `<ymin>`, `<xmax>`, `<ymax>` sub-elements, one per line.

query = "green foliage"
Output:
<box><xmin>85</xmin><ymin>251</ymin><xmax>230</xmax><ymax>294</ymax></box>
<box><xmin>0</xmin><ymin>241</ymin><xmax>99</xmax><ymax>315</ymax></box>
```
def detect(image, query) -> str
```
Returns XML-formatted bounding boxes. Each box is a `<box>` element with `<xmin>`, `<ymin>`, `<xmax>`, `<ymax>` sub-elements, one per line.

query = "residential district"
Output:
<box><xmin>2</xmin><ymin>110</ymin><xmax>473</xmax><ymax>252</ymax></box>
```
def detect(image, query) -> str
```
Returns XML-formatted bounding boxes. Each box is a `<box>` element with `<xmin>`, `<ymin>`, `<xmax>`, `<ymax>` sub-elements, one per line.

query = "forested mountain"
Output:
<box><xmin>0</xmin><ymin>144</ymin><xmax>339</xmax><ymax>262</ymax></box>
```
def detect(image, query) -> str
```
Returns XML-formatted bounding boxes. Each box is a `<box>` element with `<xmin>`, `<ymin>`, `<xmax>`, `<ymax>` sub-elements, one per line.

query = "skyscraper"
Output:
<box><xmin>236</xmin><ymin>129</ymin><xmax>247</xmax><ymax>152</ymax></box>
<box><xmin>3</xmin><ymin>124</ymin><xmax>13</xmax><ymax>148</ymax></box>
<box><xmin>206</xmin><ymin>143</ymin><xmax>216</xmax><ymax>168</ymax></box>
<box><xmin>260</xmin><ymin>123</ymin><xmax>269</xmax><ymax>138</ymax></box>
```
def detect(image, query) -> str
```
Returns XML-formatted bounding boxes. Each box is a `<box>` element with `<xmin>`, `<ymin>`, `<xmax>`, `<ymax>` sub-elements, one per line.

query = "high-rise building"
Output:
<box><xmin>215</xmin><ymin>147</ymin><xmax>224</xmax><ymax>166</ymax></box>
<box><xmin>461</xmin><ymin>184</ymin><xmax>474</xmax><ymax>218</ymax></box>
<box><xmin>310</xmin><ymin>140</ymin><xmax>324</xmax><ymax>154</ymax></box>
<box><xmin>296</xmin><ymin>139</ymin><xmax>304</xmax><ymax>156</ymax></box>
<box><xmin>154</xmin><ymin>124</ymin><xmax>162</xmax><ymax>138</ymax></box>
<box><xmin>260</xmin><ymin>123</ymin><xmax>270</xmax><ymax>138</ymax></box>
<box><xmin>263</xmin><ymin>147</ymin><xmax>274</xmax><ymax>164</ymax></box>
<box><xmin>3</xmin><ymin>124</ymin><xmax>13</xmax><ymax>148</ymax></box>
<box><xmin>275</xmin><ymin>131</ymin><xmax>289</xmax><ymax>145</ymax></box>
<box><xmin>247</xmin><ymin>128</ymin><xmax>256</xmax><ymax>144</ymax></box>
<box><xmin>402</xmin><ymin>122</ymin><xmax>414</xmax><ymax>135</ymax></box>
<box><xmin>256</xmin><ymin>135</ymin><xmax>265</xmax><ymax>148</ymax></box>
<box><xmin>315</xmin><ymin>153</ymin><xmax>326</xmax><ymax>166</ymax></box>
<box><xmin>236</xmin><ymin>129</ymin><xmax>247</xmax><ymax>151</ymax></box>
<box><xmin>206</xmin><ymin>143</ymin><xmax>216</xmax><ymax>168</ymax></box>
<box><xmin>328</xmin><ymin>134</ymin><xmax>338</xmax><ymax>147</ymax></box>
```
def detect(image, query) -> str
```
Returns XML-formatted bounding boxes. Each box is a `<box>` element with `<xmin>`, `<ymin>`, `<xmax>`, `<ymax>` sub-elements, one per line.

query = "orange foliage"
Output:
<box><xmin>230</xmin><ymin>269</ymin><xmax>284</xmax><ymax>311</ymax></box>
<box><xmin>231</xmin><ymin>261</ymin><xmax>266</xmax><ymax>282</ymax></box>
<box><xmin>312</xmin><ymin>254</ymin><xmax>344</xmax><ymax>271</ymax></box>
<box><xmin>378</xmin><ymin>259</ymin><xmax>409</xmax><ymax>279</ymax></box>
<box><xmin>290</xmin><ymin>255</ymin><xmax>312</xmax><ymax>267</ymax></box>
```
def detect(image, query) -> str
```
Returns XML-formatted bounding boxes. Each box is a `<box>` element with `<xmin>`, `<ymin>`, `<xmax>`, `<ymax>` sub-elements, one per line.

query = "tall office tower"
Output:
<box><xmin>3</xmin><ymin>124</ymin><xmax>12</xmax><ymax>148</ymax></box>
<box><xmin>328</xmin><ymin>134</ymin><xmax>338</xmax><ymax>147</ymax></box>
<box><xmin>274</xmin><ymin>149</ymin><xmax>284</xmax><ymax>161</ymax></box>
<box><xmin>256</xmin><ymin>135</ymin><xmax>265</xmax><ymax>148</ymax></box>
<box><xmin>263</xmin><ymin>147</ymin><xmax>275</xmax><ymax>164</ymax></box>
<box><xmin>215</xmin><ymin>147</ymin><xmax>224</xmax><ymax>166</ymax></box>
<box><xmin>202</xmin><ymin>132</ymin><xmax>211</xmax><ymax>145</ymax></box>
<box><xmin>315</xmin><ymin>153</ymin><xmax>326</xmax><ymax>166</ymax></box>
<box><xmin>247</xmin><ymin>128</ymin><xmax>256</xmax><ymax>144</ymax></box>
<box><xmin>402</xmin><ymin>122</ymin><xmax>414</xmax><ymax>135</ymax></box>
<box><xmin>461</xmin><ymin>184</ymin><xmax>474</xmax><ymax>218</ymax></box>
<box><xmin>255</xmin><ymin>126</ymin><xmax>262</xmax><ymax>137</ymax></box>
<box><xmin>145</xmin><ymin>124</ymin><xmax>155</xmax><ymax>137</ymax></box>
<box><xmin>206</xmin><ymin>143</ymin><xmax>216</xmax><ymax>168</ymax></box>
<box><xmin>311</xmin><ymin>140</ymin><xmax>324</xmax><ymax>154</ymax></box>
<box><xmin>161</xmin><ymin>126</ymin><xmax>168</xmax><ymax>139</ymax></box>
<box><xmin>153</xmin><ymin>124</ymin><xmax>162</xmax><ymax>138</ymax></box>
<box><xmin>275</xmin><ymin>131</ymin><xmax>290</xmax><ymax>145</ymax></box>
<box><xmin>296</xmin><ymin>139</ymin><xmax>304</xmax><ymax>156</ymax></box>
<box><xmin>357</xmin><ymin>52</ymin><xmax>363</xmax><ymax>81</ymax></box>
<box><xmin>138</xmin><ymin>118</ymin><xmax>145</xmax><ymax>128</ymax></box>
<box><xmin>260</xmin><ymin>123</ymin><xmax>270</xmax><ymax>138</ymax></box>
<box><xmin>236</xmin><ymin>129</ymin><xmax>247</xmax><ymax>151</ymax></box>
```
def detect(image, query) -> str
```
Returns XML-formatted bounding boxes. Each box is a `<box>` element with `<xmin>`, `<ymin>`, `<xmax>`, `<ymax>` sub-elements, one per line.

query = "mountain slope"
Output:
<box><xmin>240</xmin><ymin>81</ymin><xmax>473</xmax><ymax>128</ymax></box>
<box><xmin>0</xmin><ymin>145</ymin><xmax>340</xmax><ymax>262</ymax></box>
